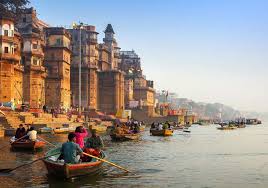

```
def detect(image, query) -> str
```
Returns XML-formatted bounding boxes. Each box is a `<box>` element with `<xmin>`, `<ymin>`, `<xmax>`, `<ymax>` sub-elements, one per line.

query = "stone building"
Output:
<box><xmin>0</xmin><ymin>17</ymin><xmax>23</xmax><ymax>106</ymax></box>
<box><xmin>68</xmin><ymin>25</ymin><xmax>99</xmax><ymax>110</ymax></box>
<box><xmin>120</xmin><ymin>50</ymin><xmax>155</xmax><ymax>115</ymax></box>
<box><xmin>98</xmin><ymin>24</ymin><xmax>124</xmax><ymax>114</ymax></box>
<box><xmin>44</xmin><ymin>27</ymin><xmax>71</xmax><ymax>109</ymax></box>
<box><xmin>16</xmin><ymin>8</ymin><xmax>48</xmax><ymax>109</ymax></box>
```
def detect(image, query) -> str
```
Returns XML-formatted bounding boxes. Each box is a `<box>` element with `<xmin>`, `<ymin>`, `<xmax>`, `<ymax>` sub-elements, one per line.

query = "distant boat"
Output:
<box><xmin>89</xmin><ymin>124</ymin><xmax>107</xmax><ymax>133</ymax></box>
<box><xmin>150</xmin><ymin>129</ymin><xmax>173</xmax><ymax>136</ymax></box>
<box><xmin>53</xmin><ymin>127</ymin><xmax>75</xmax><ymax>134</ymax></box>
<box><xmin>38</xmin><ymin>127</ymin><xmax>53</xmax><ymax>134</ymax></box>
<box><xmin>10</xmin><ymin>136</ymin><xmax>45</xmax><ymax>150</ymax></box>
<box><xmin>217</xmin><ymin>126</ymin><xmax>237</xmax><ymax>130</ymax></box>
<box><xmin>110</xmin><ymin>133</ymin><xmax>140</xmax><ymax>141</ymax></box>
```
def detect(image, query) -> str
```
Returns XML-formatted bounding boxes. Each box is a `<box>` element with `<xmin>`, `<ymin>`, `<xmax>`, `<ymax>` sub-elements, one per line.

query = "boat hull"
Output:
<box><xmin>43</xmin><ymin>149</ymin><xmax>105</xmax><ymax>178</ymax></box>
<box><xmin>11</xmin><ymin>140</ymin><xmax>45</xmax><ymax>150</ymax></box>
<box><xmin>217</xmin><ymin>127</ymin><xmax>237</xmax><ymax>130</ymax></box>
<box><xmin>110</xmin><ymin>133</ymin><xmax>140</xmax><ymax>141</ymax></box>
<box><xmin>89</xmin><ymin>125</ymin><xmax>107</xmax><ymax>133</ymax></box>
<box><xmin>150</xmin><ymin>129</ymin><xmax>173</xmax><ymax>136</ymax></box>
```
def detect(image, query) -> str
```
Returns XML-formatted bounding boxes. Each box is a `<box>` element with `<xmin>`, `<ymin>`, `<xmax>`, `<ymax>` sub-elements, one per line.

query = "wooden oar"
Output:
<box><xmin>0</xmin><ymin>152</ymin><xmax>60</xmax><ymax>173</ymax></box>
<box><xmin>38</xmin><ymin>136</ymin><xmax>130</xmax><ymax>173</ymax></box>
<box><xmin>82</xmin><ymin>152</ymin><xmax>130</xmax><ymax>173</ymax></box>
<box><xmin>0</xmin><ymin>134</ymin><xmax>28</xmax><ymax>151</ymax></box>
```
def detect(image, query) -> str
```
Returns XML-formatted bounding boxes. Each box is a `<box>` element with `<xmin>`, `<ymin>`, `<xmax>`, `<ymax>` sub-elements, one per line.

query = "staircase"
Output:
<box><xmin>0</xmin><ymin>111</ymin><xmax>23</xmax><ymax>129</ymax></box>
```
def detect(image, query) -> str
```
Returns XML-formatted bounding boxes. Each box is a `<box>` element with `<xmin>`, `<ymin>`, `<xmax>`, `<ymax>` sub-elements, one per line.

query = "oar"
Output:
<box><xmin>0</xmin><ymin>152</ymin><xmax>60</xmax><ymax>173</ymax></box>
<box><xmin>0</xmin><ymin>134</ymin><xmax>28</xmax><ymax>151</ymax></box>
<box><xmin>38</xmin><ymin>136</ymin><xmax>130</xmax><ymax>173</ymax></box>
<box><xmin>82</xmin><ymin>152</ymin><xmax>130</xmax><ymax>173</ymax></box>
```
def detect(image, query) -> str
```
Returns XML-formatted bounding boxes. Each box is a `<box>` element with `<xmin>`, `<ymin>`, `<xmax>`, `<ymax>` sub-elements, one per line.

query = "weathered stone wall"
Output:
<box><xmin>98</xmin><ymin>71</ymin><xmax>124</xmax><ymax>114</ymax></box>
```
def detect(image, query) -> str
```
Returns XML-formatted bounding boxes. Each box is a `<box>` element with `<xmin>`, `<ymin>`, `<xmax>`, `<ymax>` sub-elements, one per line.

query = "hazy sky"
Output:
<box><xmin>30</xmin><ymin>0</ymin><xmax>268</xmax><ymax>112</ymax></box>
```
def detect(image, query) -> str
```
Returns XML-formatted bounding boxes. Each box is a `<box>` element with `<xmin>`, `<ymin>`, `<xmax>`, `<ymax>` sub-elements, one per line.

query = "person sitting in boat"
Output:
<box><xmin>158</xmin><ymin>123</ymin><xmax>163</xmax><ymax>130</ymax></box>
<box><xmin>27</xmin><ymin>127</ymin><xmax>37</xmax><ymax>141</ymax></box>
<box><xmin>15</xmin><ymin>124</ymin><xmax>26</xmax><ymax>139</ymax></box>
<box><xmin>25</xmin><ymin>124</ymin><xmax>32</xmax><ymax>134</ymax></box>
<box><xmin>60</xmin><ymin>132</ymin><xmax>83</xmax><ymax>164</ymax></box>
<box><xmin>83</xmin><ymin>130</ymin><xmax>104</xmax><ymax>160</ymax></box>
<box><xmin>74</xmin><ymin>126</ymin><xmax>88</xmax><ymax>149</ymax></box>
<box><xmin>133</xmin><ymin>123</ymin><xmax>140</xmax><ymax>133</ymax></box>
<box><xmin>151</xmin><ymin>122</ymin><xmax>156</xmax><ymax>129</ymax></box>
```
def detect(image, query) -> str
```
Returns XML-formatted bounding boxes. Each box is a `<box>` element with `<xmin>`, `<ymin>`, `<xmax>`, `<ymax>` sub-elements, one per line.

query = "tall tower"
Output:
<box><xmin>103</xmin><ymin>24</ymin><xmax>120</xmax><ymax>69</ymax></box>
<box><xmin>44</xmin><ymin>27</ymin><xmax>71</xmax><ymax>109</ymax></box>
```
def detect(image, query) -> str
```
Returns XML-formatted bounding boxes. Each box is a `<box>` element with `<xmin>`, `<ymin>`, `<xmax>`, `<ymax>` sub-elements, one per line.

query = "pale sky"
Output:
<box><xmin>31</xmin><ymin>0</ymin><xmax>268</xmax><ymax>112</ymax></box>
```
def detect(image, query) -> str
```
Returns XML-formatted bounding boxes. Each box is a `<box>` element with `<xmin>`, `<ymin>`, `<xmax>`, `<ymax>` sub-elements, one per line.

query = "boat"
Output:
<box><xmin>53</xmin><ymin>127</ymin><xmax>76</xmax><ymax>134</ymax></box>
<box><xmin>150</xmin><ymin>129</ymin><xmax>173</xmax><ymax>136</ymax></box>
<box><xmin>139</xmin><ymin>125</ymin><xmax>146</xmax><ymax>132</ymax></box>
<box><xmin>43</xmin><ymin>147</ymin><xmax>106</xmax><ymax>178</ymax></box>
<box><xmin>173</xmin><ymin>126</ymin><xmax>184</xmax><ymax>130</ymax></box>
<box><xmin>237</xmin><ymin>124</ymin><xmax>246</xmax><ymax>128</ymax></box>
<box><xmin>10</xmin><ymin>136</ymin><xmax>45</xmax><ymax>150</ymax></box>
<box><xmin>38</xmin><ymin>127</ymin><xmax>53</xmax><ymax>134</ymax></box>
<box><xmin>217</xmin><ymin>126</ymin><xmax>237</xmax><ymax>130</ymax></box>
<box><xmin>89</xmin><ymin>124</ymin><xmax>107</xmax><ymax>133</ymax></box>
<box><xmin>110</xmin><ymin>133</ymin><xmax>140</xmax><ymax>141</ymax></box>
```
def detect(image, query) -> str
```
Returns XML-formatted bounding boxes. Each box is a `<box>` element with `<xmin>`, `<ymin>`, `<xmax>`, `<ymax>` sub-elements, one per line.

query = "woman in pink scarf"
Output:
<box><xmin>74</xmin><ymin>126</ymin><xmax>89</xmax><ymax>148</ymax></box>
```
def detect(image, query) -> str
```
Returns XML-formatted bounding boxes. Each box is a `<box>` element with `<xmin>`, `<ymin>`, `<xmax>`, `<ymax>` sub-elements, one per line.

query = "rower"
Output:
<box><xmin>60</xmin><ymin>133</ymin><xmax>83</xmax><ymax>164</ymax></box>
<box><xmin>83</xmin><ymin>130</ymin><xmax>103</xmax><ymax>162</ymax></box>
<box><xmin>15</xmin><ymin>124</ymin><xmax>26</xmax><ymax>139</ymax></box>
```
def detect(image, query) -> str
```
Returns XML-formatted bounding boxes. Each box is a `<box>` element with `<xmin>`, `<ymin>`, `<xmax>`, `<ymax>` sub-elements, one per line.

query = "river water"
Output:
<box><xmin>0</xmin><ymin>123</ymin><xmax>268</xmax><ymax>188</ymax></box>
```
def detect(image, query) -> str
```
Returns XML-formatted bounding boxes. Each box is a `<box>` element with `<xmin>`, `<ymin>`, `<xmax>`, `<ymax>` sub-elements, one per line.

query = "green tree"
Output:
<box><xmin>0</xmin><ymin>0</ymin><xmax>29</xmax><ymax>18</ymax></box>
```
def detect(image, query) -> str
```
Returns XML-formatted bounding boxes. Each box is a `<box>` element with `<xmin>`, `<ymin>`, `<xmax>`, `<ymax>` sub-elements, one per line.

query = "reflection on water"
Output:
<box><xmin>0</xmin><ymin>123</ymin><xmax>268</xmax><ymax>187</ymax></box>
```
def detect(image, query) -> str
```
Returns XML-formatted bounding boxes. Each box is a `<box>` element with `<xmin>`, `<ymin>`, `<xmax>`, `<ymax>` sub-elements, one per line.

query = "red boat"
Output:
<box><xmin>10</xmin><ymin>137</ymin><xmax>46</xmax><ymax>150</ymax></box>
<box><xmin>43</xmin><ymin>148</ymin><xmax>106</xmax><ymax>178</ymax></box>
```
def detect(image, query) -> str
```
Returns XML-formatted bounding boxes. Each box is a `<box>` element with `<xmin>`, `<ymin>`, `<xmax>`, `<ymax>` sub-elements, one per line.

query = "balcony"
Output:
<box><xmin>29</xmin><ymin>65</ymin><xmax>46</xmax><ymax>72</ymax></box>
<box><xmin>0</xmin><ymin>52</ymin><xmax>21</xmax><ymax>62</ymax></box>
<box><xmin>24</xmin><ymin>49</ymin><xmax>44</xmax><ymax>57</ymax></box>
<box><xmin>0</xmin><ymin>35</ymin><xmax>14</xmax><ymax>43</ymax></box>
<box><xmin>14</xmin><ymin>64</ymin><xmax>24</xmax><ymax>72</ymax></box>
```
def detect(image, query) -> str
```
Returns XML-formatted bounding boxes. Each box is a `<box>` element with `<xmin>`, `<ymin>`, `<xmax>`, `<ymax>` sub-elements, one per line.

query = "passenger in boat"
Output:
<box><xmin>158</xmin><ymin>123</ymin><xmax>163</xmax><ymax>130</ymax></box>
<box><xmin>83</xmin><ymin>130</ymin><xmax>104</xmax><ymax>160</ymax></box>
<box><xmin>25</xmin><ymin>124</ymin><xmax>32</xmax><ymax>134</ymax></box>
<box><xmin>151</xmin><ymin>122</ymin><xmax>156</xmax><ymax>129</ymax></box>
<box><xmin>74</xmin><ymin>126</ymin><xmax>88</xmax><ymax>148</ymax></box>
<box><xmin>60</xmin><ymin>132</ymin><xmax>83</xmax><ymax>164</ymax></box>
<box><xmin>27</xmin><ymin>127</ymin><xmax>37</xmax><ymax>141</ymax></box>
<box><xmin>15</xmin><ymin>124</ymin><xmax>26</xmax><ymax>139</ymax></box>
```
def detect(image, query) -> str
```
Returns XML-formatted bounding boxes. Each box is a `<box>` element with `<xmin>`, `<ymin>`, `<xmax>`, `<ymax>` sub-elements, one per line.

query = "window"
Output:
<box><xmin>56</xmin><ymin>38</ymin><xmax>61</xmax><ymax>45</ymax></box>
<box><xmin>4</xmin><ymin>30</ymin><xmax>8</xmax><ymax>36</ymax></box>
<box><xmin>4</xmin><ymin>47</ymin><xmax>9</xmax><ymax>53</ymax></box>
<box><xmin>23</xmin><ymin>17</ymin><xmax>26</xmax><ymax>22</ymax></box>
<box><xmin>33</xmin><ymin>44</ymin><xmax>38</xmax><ymax>49</ymax></box>
<box><xmin>33</xmin><ymin>59</ymin><xmax>38</xmax><ymax>65</ymax></box>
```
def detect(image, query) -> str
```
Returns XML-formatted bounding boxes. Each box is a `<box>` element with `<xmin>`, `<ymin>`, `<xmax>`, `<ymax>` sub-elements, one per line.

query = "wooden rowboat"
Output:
<box><xmin>139</xmin><ymin>125</ymin><xmax>146</xmax><ymax>132</ymax></box>
<box><xmin>43</xmin><ymin>147</ymin><xmax>106</xmax><ymax>178</ymax></box>
<box><xmin>237</xmin><ymin>124</ymin><xmax>246</xmax><ymax>128</ymax></box>
<box><xmin>38</xmin><ymin>127</ymin><xmax>53</xmax><ymax>134</ymax></box>
<box><xmin>217</xmin><ymin>126</ymin><xmax>237</xmax><ymax>130</ymax></box>
<box><xmin>150</xmin><ymin>129</ymin><xmax>173</xmax><ymax>136</ymax></box>
<box><xmin>110</xmin><ymin>133</ymin><xmax>140</xmax><ymax>141</ymax></box>
<box><xmin>10</xmin><ymin>136</ymin><xmax>45</xmax><ymax>150</ymax></box>
<box><xmin>53</xmin><ymin>127</ymin><xmax>75</xmax><ymax>134</ymax></box>
<box><xmin>89</xmin><ymin>124</ymin><xmax>107</xmax><ymax>133</ymax></box>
